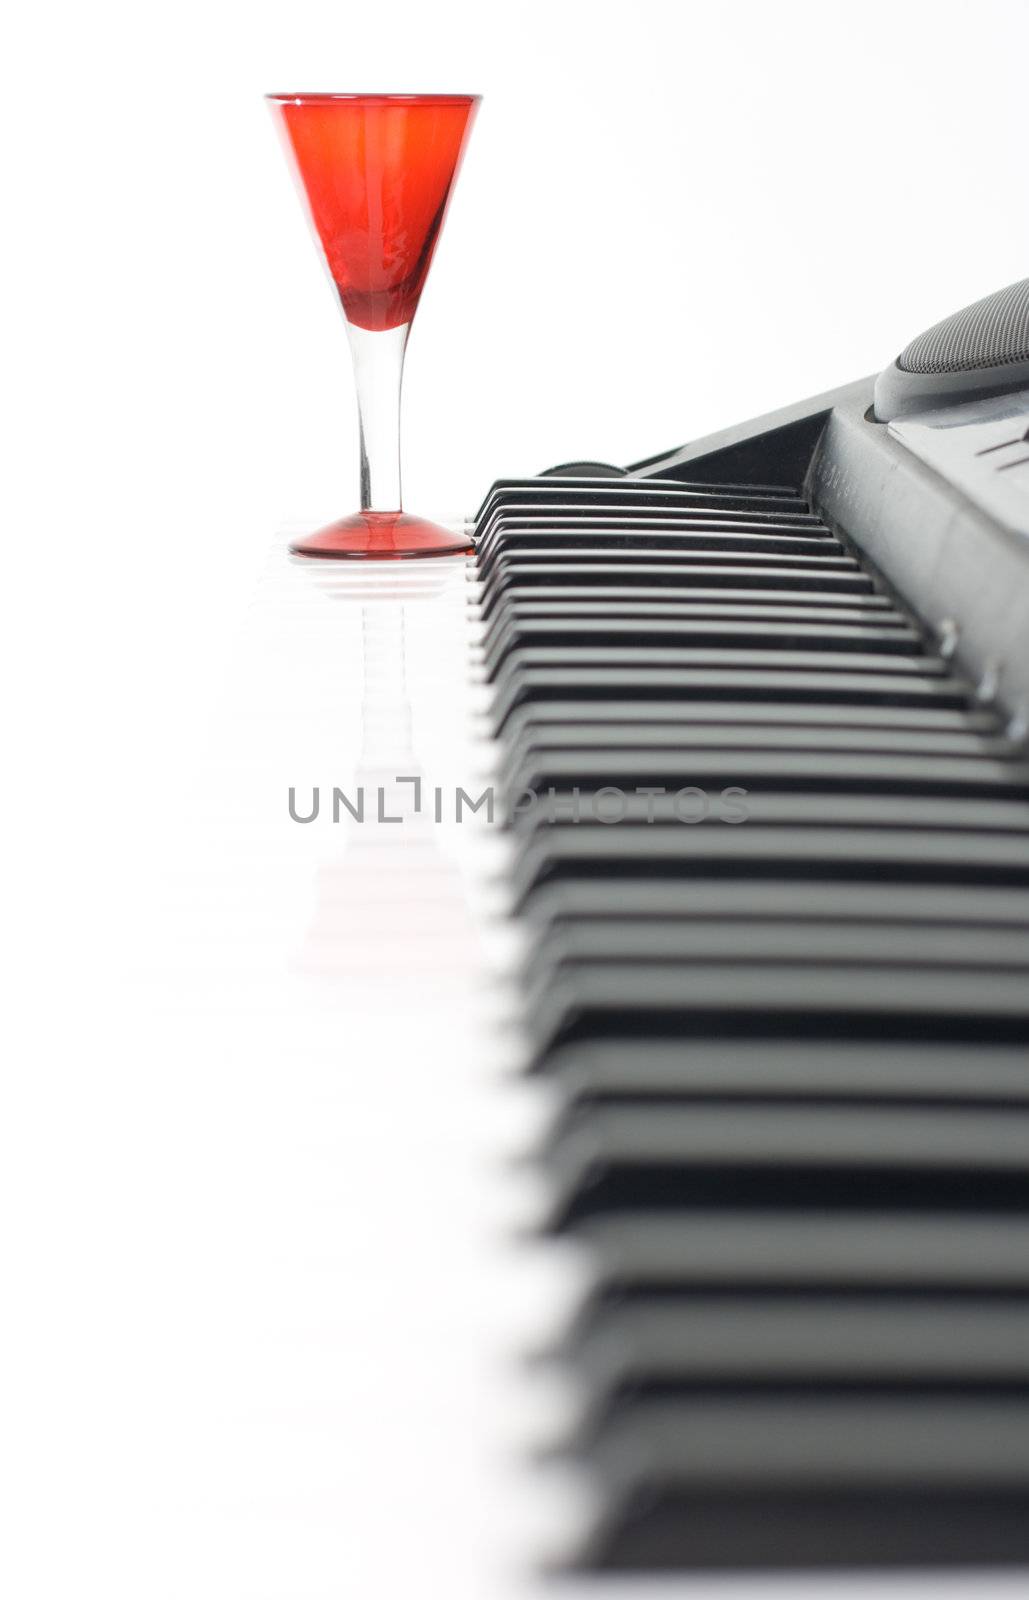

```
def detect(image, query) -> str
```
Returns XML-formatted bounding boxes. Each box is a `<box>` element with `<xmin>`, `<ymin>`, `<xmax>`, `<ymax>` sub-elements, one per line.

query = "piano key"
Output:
<box><xmin>475</xmin><ymin>479</ymin><xmax>808</xmax><ymax>526</ymax></box>
<box><xmin>501</xmin><ymin>750</ymin><xmax>1029</xmax><ymax>799</ymax></box>
<box><xmin>500</xmin><ymin>785</ymin><xmax>1029</xmax><ymax>838</ymax></box>
<box><xmin>490</xmin><ymin>671</ymin><xmax>969</xmax><ymax>733</ymax></box>
<box><xmin>473</xmin><ymin>489</ymin><xmax>812</xmax><ymax>528</ymax></box>
<box><xmin>477</xmin><ymin>521</ymin><xmax>837</xmax><ymax>567</ymax></box>
<box><xmin>479</xmin><ymin>497</ymin><xmax>823</xmax><ymax>516</ymax></box>
<box><xmin>542</xmin><ymin>1103</ymin><xmax>1029</xmax><ymax>1229</ymax></box>
<box><xmin>573</xmin><ymin>1396</ymin><xmax>1029</xmax><ymax>1568</ymax></box>
<box><xmin>559</xmin><ymin>1296</ymin><xmax>1029</xmax><ymax>1393</ymax></box>
<box><xmin>539</xmin><ymin>1040</ymin><xmax>1029</xmax><ymax>1104</ymax></box>
<box><xmin>484</xmin><ymin>547</ymin><xmax>862</xmax><ymax>577</ymax></box>
<box><xmin>529</xmin><ymin>969</ymin><xmax>1029</xmax><ymax>1069</ymax></box>
<box><xmin>511</xmin><ymin>827</ymin><xmax>1029</xmax><ymax>912</ymax></box>
<box><xmin>497</xmin><ymin>698</ymin><xmax>1002</xmax><ymax>743</ymax></box>
<box><xmin>478</xmin><ymin>507</ymin><xmax>832</xmax><ymax>538</ymax></box>
<box><xmin>582</xmin><ymin>1396</ymin><xmax>1029</xmax><ymax>1483</ymax></box>
<box><xmin>482</xmin><ymin>618</ymin><xmax>925</xmax><ymax>674</ymax></box>
<box><xmin>477</xmin><ymin>474</ymin><xmax>809</xmax><ymax>502</ymax></box>
<box><xmin>496</xmin><ymin>739</ymin><xmax>1021</xmax><ymax>806</ymax></box>
<box><xmin>521</xmin><ymin>794</ymin><xmax>1029</xmax><ymax>833</ymax></box>
<box><xmin>499</xmin><ymin>723</ymin><xmax>1015</xmax><ymax>762</ymax></box>
<box><xmin>507</xmin><ymin>800</ymin><xmax>1029</xmax><ymax>848</ymax></box>
<box><xmin>481</xmin><ymin>560</ymin><xmax>876</xmax><ymax>594</ymax></box>
<box><xmin>481</xmin><ymin>599</ymin><xmax>909</xmax><ymax>633</ymax></box>
<box><xmin>505</xmin><ymin>787</ymin><xmax>1029</xmax><ymax>838</ymax></box>
<box><xmin>479</xmin><ymin>510</ymin><xmax>833</xmax><ymax>537</ymax></box>
<box><xmin>574</xmin><ymin>1211</ymin><xmax>1029</xmax><ymax>1294</ymax></box>
<box><xmin>523</xmin><ymin>924</ymin><xmax>1029</xmax><ymax>988</ymax></box>
<box><xmin>489</xmin><ymin>649</ymin><xmax>944</xmax><ymax>685</ymax></box>
<box><xmin>474</xmin><ymin>583</ymin><xmax>896</xmax><ymax>620</ymax></box>
<box><xmin>522</xmin><ymin>877</ymin><xmax>1029</xmax><ymax>929</ymax></box>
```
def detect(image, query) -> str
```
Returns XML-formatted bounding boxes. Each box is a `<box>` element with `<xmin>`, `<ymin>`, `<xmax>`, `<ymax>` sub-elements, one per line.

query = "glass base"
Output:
<box><xmin>289</xmin><ymin>510</ymin><xmax>473</xmax><ymax>560</ymax></box>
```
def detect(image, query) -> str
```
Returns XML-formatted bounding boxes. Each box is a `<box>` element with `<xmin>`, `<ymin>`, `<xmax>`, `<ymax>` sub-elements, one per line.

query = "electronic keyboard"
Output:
<box><xmin>191</xmin><ymin>276</ymin><xmax>1029</xmax><ymax>1596</ymax></box>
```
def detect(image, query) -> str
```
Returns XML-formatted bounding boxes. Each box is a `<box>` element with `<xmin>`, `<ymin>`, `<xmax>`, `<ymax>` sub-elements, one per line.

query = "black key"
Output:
<box><xmin>508</xmin><ymin>795</ymin><xmax>1029</xmax><ymax>839</ymax></box>
<box><xmin>480</xmin><ymin>520</ymin><xmax>819</xmax><ymax>552</ymax></box>
<box><xmin>482</xmin><ymin>618</ymin><xmax>924</xmax><ymax>674</ymax></box>
<box><xmin>477</xmin><ymin>519</ymin><xmax>834</xmax><ymax>567</ymax></box>
<box><xmin>496</xmin><ymin>699</ymin><xmax>1001</xmax><ymax>743</ymax></box>
<box><xmin>529</xmin><ymin>965</ymin><xmax>1029</xmax><ymax>1063</ymax></box>
<box><xmin>490</xmin><ymin>671</ymin><xmax>968</xmax><ymax>734</ymax></box>
<box><xmin>496</xmin><ymin>734</ymin><xmax>1022</xmax><ymax>805</ymax></box>
<box><xmin>502</xmin><ymin>750</ymin><xmax>1029</xmax><ymax>801</ymax></box>
<box><xmin>485</xmin><ymin>548</ymin><xmax>861</xmax><ymax>577</ymax></box>
<box><xmin>500</xmin><ymin>722</ymin><xmax>1014</xmax><ymax>760</ymax></box>
<box><xmin>481</xmin><ymin>599</ymin><xmax>908</xmax><ymax>633</ymax></box>
<box><xmin>524</xmin><ymin>924</ymin><xmax>1029</xmax><ymax>988</ymax></box>
<box><xmin>542</xmin><ymin>1040</ymin><xmax>1029</xmax><ymax>1105</ymax></box>
<box><xmin>490</xmin><ymin>648</ymin><xmax>943</xmax><ymax>682</ymax></box>
<box><xmin>511</xmin><ymin>826</ymin><xmax>1029</xmax><ymax>910</ymax></box>
<box><xmin>573</xmin><ymin>1395</ymin><xmax>1029</xmax><ymax>1568</ymax></box>
<box><xmin>475</xmin><ymin>479</ymin><xmax>807</xmax><ymax>526</ymax></box>
<box><xmin>560</xmin><ymin>1296</ymin><xmax>1029</xmax><ymax>1395</ymax></box>
<box><xmin>574</xmin><ymin>1210</ymin><xmax>1029</xmax><ymax>1295</ymax></box>
<box><xmin>522</xmin><ymin>877</ymin><xmax>1029</xmax><ymax>929</ymax></box>
<box><xmin>481</xmin><ymin>560</ymin><xmax>876</xmax><ymax>595</ymax></box>
<box><xmin>474</xmin><ymin>584</ymin><xmax>895</xmax><ymax>621</ymax></box>
<box><xmin>543</xmin><ymin>1103</ymin><xmax>1029</xmax><ymax>1228</ymax></box>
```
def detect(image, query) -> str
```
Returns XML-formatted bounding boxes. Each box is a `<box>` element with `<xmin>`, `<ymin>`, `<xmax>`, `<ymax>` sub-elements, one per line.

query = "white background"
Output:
<box><xmin>5</xmin><ymin>2</ymin><xmax>1029</xmax><ymax>1596</ymax></box>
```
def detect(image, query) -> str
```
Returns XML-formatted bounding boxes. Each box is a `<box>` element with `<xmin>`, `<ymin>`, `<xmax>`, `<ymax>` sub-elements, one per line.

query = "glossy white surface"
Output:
<box><xmin>136</xmin><ymin>538</ymin><xmax>589</xmax><ymax>1596</ymax></box>
<box><xmin>11</xmin><ymin>529</ymin><xmax>1029</xmax><ymax>1599</ymax></box>
<box><xmin>106</xmin><ymin>543</ymin><xmax>1029</xmax><ymax>1596</ymax></box>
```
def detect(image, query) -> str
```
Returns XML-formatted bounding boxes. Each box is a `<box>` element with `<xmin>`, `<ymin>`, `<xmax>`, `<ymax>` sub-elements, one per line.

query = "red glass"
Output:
<box><xmin>268</xmin><ymin>93</ymin><xmax>480</xmax><ymax>559</ymax></box>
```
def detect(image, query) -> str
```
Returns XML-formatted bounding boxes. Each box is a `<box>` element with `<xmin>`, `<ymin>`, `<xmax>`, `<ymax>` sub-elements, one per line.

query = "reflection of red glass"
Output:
<box><xmin>268</xmin><ymin>93</ymin><xmax>480</xmax><ymax>559</ymax></box>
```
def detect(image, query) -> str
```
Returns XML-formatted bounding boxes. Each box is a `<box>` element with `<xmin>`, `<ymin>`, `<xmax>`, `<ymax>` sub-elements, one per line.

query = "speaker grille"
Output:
<box><xmin>898</xmin><ymin>278</ymin><xmax>1029</xmax><ymax>375</ymax></box>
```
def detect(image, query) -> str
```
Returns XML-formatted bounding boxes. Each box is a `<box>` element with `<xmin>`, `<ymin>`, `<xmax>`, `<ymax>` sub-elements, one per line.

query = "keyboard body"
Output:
<box><xmin>475</xmin><ymin>371</ymin><xmax>1029</xmax><ymax>1575</ymax></box>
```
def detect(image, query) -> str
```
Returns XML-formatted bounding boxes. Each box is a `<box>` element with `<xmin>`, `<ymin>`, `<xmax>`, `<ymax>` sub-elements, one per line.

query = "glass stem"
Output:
<box><xmin>347</xmin><ymin>321</ymin><xmax>409</xmax><ymax>515</ymax></box>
